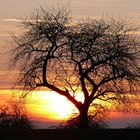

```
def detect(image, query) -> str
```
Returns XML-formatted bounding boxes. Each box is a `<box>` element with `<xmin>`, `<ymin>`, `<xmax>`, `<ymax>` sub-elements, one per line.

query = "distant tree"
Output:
<box><xmin>126</xmin><ymin>122</ymin><xmax>140</xmax><ymax>129</ymax></box>
<box><xmin>10</xmin><ymin>6</ymin><xmax>140</xmax><ymax>128</ymax></box>
<box><xmin>0</xmin><ymin>99</ymin><xmax>33</xmax><ymax>129</ymax></box>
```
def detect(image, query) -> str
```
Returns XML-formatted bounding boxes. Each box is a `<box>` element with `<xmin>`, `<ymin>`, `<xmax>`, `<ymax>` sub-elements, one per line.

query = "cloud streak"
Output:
<box><xmin>1</xmin><ymin>18</ymin><xmax>22</xmax><ymax>22</ymax></box>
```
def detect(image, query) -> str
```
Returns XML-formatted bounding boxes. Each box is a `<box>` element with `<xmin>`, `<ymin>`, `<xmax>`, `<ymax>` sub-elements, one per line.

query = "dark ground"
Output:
<box><xmin>0</xmin><ymin>129</ymin><xmax>140</xmax><ymax>140</ymax></box>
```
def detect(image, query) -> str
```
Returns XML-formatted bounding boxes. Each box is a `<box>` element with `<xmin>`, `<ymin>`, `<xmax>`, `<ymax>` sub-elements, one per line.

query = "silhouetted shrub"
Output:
<box><xmin>0</xmin><ymin>100</ymin><xmax>33</xmax><ymax>129</ymax></box>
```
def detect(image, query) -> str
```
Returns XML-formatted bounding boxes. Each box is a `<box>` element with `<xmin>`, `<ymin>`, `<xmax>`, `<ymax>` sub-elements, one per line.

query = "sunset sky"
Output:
<box><xmin>0</xmin><ymin>0</ymin><xmax>140</xmax><ymax>128</ymax></box>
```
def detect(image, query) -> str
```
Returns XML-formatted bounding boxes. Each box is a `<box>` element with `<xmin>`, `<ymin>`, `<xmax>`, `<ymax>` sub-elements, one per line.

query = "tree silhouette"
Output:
<box><xmin>10</xmin><ymin>6</ymin><xmax>140</xmax><ymax>128</ymax></box>
<box><xmin>126</xmin><ymin>122</ymin><xmax>140</xmax><ymax>129</ymax></box>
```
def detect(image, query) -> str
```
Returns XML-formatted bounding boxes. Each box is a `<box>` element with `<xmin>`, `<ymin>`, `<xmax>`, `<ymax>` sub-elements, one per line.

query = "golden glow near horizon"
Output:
<box><xmin>0</xmin><ymin>90</ymin><xmax>78</xmax><ymax>121</ymax></box>
<box><xmin>0</xmin><ymin>89</ymin><xmax>139</xmax><ymax>123</ymax></box>
<box><xmin>28</xmin><ymin>91</ymin><xmax>78</xmax><ymax>120</ymax></box>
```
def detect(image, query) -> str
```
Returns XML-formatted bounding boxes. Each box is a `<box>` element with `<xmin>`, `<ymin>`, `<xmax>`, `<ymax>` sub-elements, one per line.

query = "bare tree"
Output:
<box><xmin>10</xmin><ymin>6</ymin><xmax>140</xmax><ymax>128</ymax></box>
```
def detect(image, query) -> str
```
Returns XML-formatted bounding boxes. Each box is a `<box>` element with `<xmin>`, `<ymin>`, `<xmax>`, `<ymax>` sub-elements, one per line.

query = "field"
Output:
<box><xmin>0</xmin><ymin>129</ymin><xmax>140</xmax><ymax>140</ymax></box>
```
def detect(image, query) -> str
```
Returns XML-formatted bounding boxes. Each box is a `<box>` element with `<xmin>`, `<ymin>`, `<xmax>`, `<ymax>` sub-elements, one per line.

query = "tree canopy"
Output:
<box><xmin>10</xmin><ymin>6</ymin><xmax>140</xmax><ymax>128</ymax></box>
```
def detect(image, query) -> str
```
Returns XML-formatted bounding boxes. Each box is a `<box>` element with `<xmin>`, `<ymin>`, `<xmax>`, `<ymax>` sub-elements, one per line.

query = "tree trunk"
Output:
<box><xmin>78</xmin><ymin>107</ymin><xmax>89</xmax><ymax>129</ymax></box>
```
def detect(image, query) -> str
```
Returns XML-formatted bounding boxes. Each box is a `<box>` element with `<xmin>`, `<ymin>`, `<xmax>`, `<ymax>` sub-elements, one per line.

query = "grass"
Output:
<box><xmin>0</xmin><ymin>129</ymin><xmax>140</xmax><ymax>140</ymax></box>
